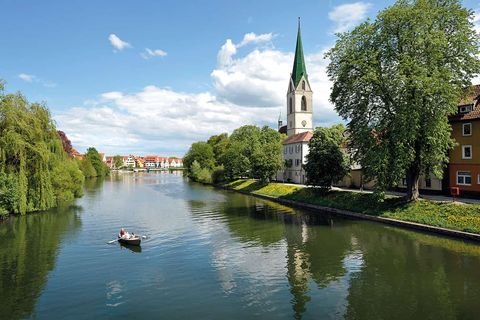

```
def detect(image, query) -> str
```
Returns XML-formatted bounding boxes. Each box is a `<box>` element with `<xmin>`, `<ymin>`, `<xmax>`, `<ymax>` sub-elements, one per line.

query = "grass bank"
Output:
<box><xmin>225</xmin><ymin>179</ymin><xmax>480</xmax><ymax>235</ymax></box>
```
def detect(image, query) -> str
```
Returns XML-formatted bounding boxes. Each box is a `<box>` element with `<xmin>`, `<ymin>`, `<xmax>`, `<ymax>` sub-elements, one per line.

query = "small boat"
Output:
<box><xmin>118</xmin><ymin>235</ymin><xmax>141</xmax><ymax>246</ymax></box>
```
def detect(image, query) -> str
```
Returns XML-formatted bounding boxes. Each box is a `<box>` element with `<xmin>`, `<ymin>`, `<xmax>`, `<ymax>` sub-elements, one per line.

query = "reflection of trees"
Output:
<box><xmin>0</xmin><ymin>205</ymin><xmax>82</xmax><ymax>318</ymax></box>
<box><xmin>188</xmin><ymin>189</ymin><xmax>356</xmax><ymax>319</ymax></box>
<box><xmin>345</xmin><ymin>225</ymin><xmax>480</xmax><ymax>320</ymax></box>
<box><xmin>189</xmin><ymin>192</ymin><xmax>289</xmax><ymax>247</ymax></box>
<box><xmin>84</xmin><ymin>176</ymin><xmax>104</xmax><ymax>193</ymax></box>
<box><xmin>283</xmin><ymin>213</ymin><xmax>352</xmax><ymax>319</ymax></box>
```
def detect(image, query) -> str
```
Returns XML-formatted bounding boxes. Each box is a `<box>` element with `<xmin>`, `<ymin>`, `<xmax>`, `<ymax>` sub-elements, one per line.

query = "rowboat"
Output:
<box><xmin>118</xmin><ymin>235</ymin><xmax>141</xmax><ymax>246</ymax></box>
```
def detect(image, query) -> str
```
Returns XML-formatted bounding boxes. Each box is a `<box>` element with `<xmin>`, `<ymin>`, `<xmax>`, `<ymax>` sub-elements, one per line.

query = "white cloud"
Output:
<box><xmin>108</xmin><ymin>33</ymin><xmax>132</xmax><ymax>51</ymax></box>
<box><xmin>18</xmin><ymin>73</ymin><xmax>57</xmax><ymax>88</ymax></box>
<box><xmin>217</xmin><ymin>39</ymin><xmax>237</xmax><ymax>66</ymax></box>
<box><xmin>217</xmin><ymin>32</ymin><xmax>273</xmax><ymax>67</ymax></box>
<box><xmin>56</xmin><ymin>32</ymin><xmax>341</xmax><ymax>156</ymax></box>
<box><xmin>141</xmin><ymin>48</ymin><xmax>168</xmax><ymax>59</ymax></box>
<box><xmin>238</xmin><ymin>32</ymin><xmax>274</xmax><ymax>47</ymax></box>
<box><xmin>18</xmin><ymin>73</ymin><xmax>35</xmax><ymax>82</ymax></box>
<box><xmin>474</xmin><ymin>9</ymin><xmax>480</xmax><ymax>35</ymax></box>
<box><xmin>328</xmin><ymin>2</ymin><xmax>372</xmax><ymax>33</ymax></box>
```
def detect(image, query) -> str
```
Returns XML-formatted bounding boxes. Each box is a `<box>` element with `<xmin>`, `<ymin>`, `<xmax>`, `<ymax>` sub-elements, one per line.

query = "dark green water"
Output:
<box><xmin>1</xmin><ymin>172</ymin><xmax>480</xmax><ymax>319</ymax></box>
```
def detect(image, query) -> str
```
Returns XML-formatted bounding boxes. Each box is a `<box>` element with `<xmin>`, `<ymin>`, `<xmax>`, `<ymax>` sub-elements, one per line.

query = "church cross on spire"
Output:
<box><xmin>291</xmin><ymin>17</ymin><xmax>308</xmax><ymax>88</ymax></box>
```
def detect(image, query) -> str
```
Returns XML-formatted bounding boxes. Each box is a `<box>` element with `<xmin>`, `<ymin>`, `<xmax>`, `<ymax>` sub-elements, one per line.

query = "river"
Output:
<box><xmin>1</xmin><ymin>172</ymin><xmax>479</xmax><ymax>319</ymax></box>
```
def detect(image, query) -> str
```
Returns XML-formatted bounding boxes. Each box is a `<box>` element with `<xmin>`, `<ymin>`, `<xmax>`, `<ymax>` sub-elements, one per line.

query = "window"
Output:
<box><xmin>289</xmin><ymin>97</ymin><xmax>293</xmax><ymax>114</ymax></box>
<box><xmin>457</xmin><ymin>171</ymin><xmax>472</xmax><ymax>185</ymax></box>
<box><xmin>284</xmin><ymin>147</ymin><xmax>287</xmax><ymax>154</ymax></box>
<box><xmin>459</xmin><ymin>105</ymin><xmax>473</xmax><ymax>113</ymax></box>
<box><xmin>301</xmin><ymin>96</ymin><xmax>307</xmax><ymax>111</ymax></box>
<box><xmin>295</xmin><ymin>159</ymin><xmax>300</xmax><ymax>167</ymax></box>
<box><xmin>463</xmin><ymin>123</ymin><xmax>472</xmax><ymax>136</ymax></box>
<box><xmin>425</xmin><ymin>178</ymin><xmax>432</xmax><ymax>188</ymax></box>
<box><xmin>289</xmin><ymin>146</ymin><xmax>293</xmax><ymax>154</ymax></box>
<box><xmin>302</xmin><ymin>80</ymin><xmax>306</xmax><ymax>90</ymax></box>
<box><xmin>462</xmin><ymin>145</ymin><xmax>472</xmax><ymax>159</ymax></box>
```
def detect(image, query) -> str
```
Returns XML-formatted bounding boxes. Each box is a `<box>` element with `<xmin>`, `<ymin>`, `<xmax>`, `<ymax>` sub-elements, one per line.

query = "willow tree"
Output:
<box><xmin>326</xmin><ymin>0</ymin><xmax>480</xmax><ymax>200</ymax></box>
<box><xmin>0</xmin><ymin>85</ymin><xmax>84</xmax><ymax>214</ymax></box>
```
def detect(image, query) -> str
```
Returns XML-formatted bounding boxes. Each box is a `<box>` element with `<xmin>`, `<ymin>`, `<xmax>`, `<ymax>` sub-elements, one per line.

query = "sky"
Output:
<box><xmin>1</xmin><ymin>0</ymin><xmax>479</xmax><ymax>157</ymax></box>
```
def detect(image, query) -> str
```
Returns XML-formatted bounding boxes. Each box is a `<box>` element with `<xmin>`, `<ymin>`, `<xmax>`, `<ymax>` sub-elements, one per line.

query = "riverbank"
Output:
<box><xmin>223</xmin><ymin>179</ymin><xmax>480</xmax><ymax>239</ymax></box>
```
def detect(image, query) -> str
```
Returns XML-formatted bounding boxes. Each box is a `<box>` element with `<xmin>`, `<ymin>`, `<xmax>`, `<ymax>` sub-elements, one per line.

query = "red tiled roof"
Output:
<box><xmin>282</xmin><ymin>131</ymin><xmax>313</xmax><ymax>145</ymax></box>
<box><xmin>71</xmin><ymin>148</ymin><xmax>81</xmax><ymax>156</ymax></box>
<box><xmin>449</xmin><ymin>84</ymin><xmax>480</xmax><ymax>122</ymax></box>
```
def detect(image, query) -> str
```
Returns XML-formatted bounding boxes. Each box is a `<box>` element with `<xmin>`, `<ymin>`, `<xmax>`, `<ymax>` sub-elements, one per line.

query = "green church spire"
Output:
<box><xmin>291</xmin><ymin>17</ymin><xmax>307</xmax><ymax>87</ymax></box>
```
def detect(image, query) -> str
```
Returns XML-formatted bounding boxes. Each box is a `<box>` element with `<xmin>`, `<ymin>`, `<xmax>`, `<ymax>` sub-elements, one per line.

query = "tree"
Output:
<box><xmin>183</xmin><ymin>142</ymin><xmax>215</xmax><ymax>178</ymax></box>
<box><xmin>326</xmin><ymin>0</ymin><xmax>480</xmax><ymax>200</ymax></box>
<box><xmin>85</xmin><ymin>147</ymin><xmax>108</xmax><ymax>177</ymax></box>
<box><xmin>57</xmin><ymin>131</ymin><xmax>73</xmax><ymax>156</ymax></box>
<box><xmin>304</xmin><ymin>125</ymin><xmax>350</xmax><ymax>192</ymax></box>
<box><xmin>223</xmin><ymin>125</ymin><xmax>261</xmax><ymax>180</ymax></box>
<box><xmin>76</xmin><ymin>158</ymin><xmax>97</xmax><ymax>178</ymax></box>
<box><xmin>113</xmin><ymin>155</ymin><xmax>123</xmax><ymax>169</ymax></box>
<box><xmin>252</xmin><ymin>126</ymin><xmax>284</xmax><ymax>182</ymax></box>
<box><xmin>223</xmin><ymin>143</ymin><xmax>251</xmax><ymax>180</ymax></box>
<box><xmin>223</xmin><ymin>125</ymin><xmax>283</xmax><ymax>182</ymax></box>
<box><xmin>207</xmin><ymin>133</ymin><xmax>229</xmax><ymax>166</ymax></box>
<box><xmin>0</xmin><ymin>86</ymin><xmax>85</xmax><ymax>214</ymax></box>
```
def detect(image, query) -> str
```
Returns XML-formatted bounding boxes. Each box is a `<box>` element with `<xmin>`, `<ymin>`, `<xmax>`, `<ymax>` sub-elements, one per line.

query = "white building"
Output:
<box><xmin>123</xmin><ymin>155</ymin><xmax>136</xmax><ymax>168</ymax></box>
<box><xmin>277</xmin><ymin>20</ymin><xmax>314</xmax><ymax>184</ymax></box>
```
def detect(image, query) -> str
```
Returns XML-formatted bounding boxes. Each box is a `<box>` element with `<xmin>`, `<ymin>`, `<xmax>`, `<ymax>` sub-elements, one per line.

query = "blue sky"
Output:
<box><xmin>1</xmin><ymin>0</ymin><xmax>479</xmax><ymax>156</ymax></box>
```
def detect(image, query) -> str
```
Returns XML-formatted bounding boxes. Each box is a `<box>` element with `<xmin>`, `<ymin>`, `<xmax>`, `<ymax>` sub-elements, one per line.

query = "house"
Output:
<box><xmin>169</xmin><ymin>157</ymin><xmax>183</xmax><ymax>168</ymax></box>
<box><xmin>123</xmin><ymin>155</ymin><xmax>136</xmax><ymax>168</ymax></box>
<box><xmin>71</xmin><ymin>148</ymin><xmax>84</xmax><ymax>160</ymax></box>
<box><xmin>276</xmin><ymin>20</ymin><xmax>313</xmax><ymax>184</ymax></box>
<box><xmin>135</xmin><ymin>156</ymin><xmax>145</xmax><ymax>168</ymax></box>
<box><xmin>144</xmin><ymin>156</ymin><xmax>158</xmax><ymax>168</ymax></box>
<box><xmin>448</xmin><ymin>84</ymin><xmax>480</xmax><ymax>194</ymax></box>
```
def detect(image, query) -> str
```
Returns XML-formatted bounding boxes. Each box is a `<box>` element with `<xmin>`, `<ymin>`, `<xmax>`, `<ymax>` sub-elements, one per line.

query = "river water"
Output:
<box><xmin>1</xmin><ymin>172</ymin><xmax>480</xmax><ymax>319</ymax></box>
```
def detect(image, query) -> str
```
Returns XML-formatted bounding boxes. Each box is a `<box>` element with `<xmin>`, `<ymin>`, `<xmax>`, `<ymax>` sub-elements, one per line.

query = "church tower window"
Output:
<box><xmin>289</xmin><ymin>97</ymin><xmax>293</xmax><ymax>114</ymax></box>
<box><xmin>301</xmin><ymin>96</ymin><xmax>307</xmax><ymax>111</ymax></box>
<box><xmin>302</xmin><ymin>80</ymin><xmax>305</xmax><ymax>90</ymax></box>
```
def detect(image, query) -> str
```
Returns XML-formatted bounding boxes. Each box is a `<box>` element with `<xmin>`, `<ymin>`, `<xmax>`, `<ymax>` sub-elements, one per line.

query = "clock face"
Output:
<box><xmin>301</xmin><ymin>120</ymin><xmax>307</xmax><ymax>127</ymax></box>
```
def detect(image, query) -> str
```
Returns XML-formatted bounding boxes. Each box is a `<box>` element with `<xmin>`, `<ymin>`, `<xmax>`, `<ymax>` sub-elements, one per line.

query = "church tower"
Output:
<box><xmin>287</xmin><ymin>19</ymin><xmax>313</xmax><ymax>137</ymax></box>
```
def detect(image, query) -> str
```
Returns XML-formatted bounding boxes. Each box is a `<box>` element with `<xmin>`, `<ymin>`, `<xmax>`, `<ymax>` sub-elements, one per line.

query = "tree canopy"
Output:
<box><xmin>0</xmin><ymin>89</ymin><xmax>84</xmax><ymax>214</ymax></box>
<box><xmin>326</xmin><ymin>0</ymin><xmax>480</xmax><ymax>200</ymax></box>
<box><xmin>85</xmin><ymin>147</ymin><xmax>108</xmax><ymax>177</ymax></box>
<box><xmin>184</xmin><ymin>125</ymin><xmax>284</xmax><ymax>183</ymax></box>
<box><xmin>207</xmin><ymin>133</ymin><xmax>229</xmax><ymax>166</ymax></box>
<box><xmin>113</xmin><ymin>155</ymin><xmax>123</xmax><ymax>169</ymax></box>
<box><xmin>223</xmin><ymin>125</ymin><xmax>283</xmax><ymax>182</ymax></box>
<box><xmin>304</xmin><ymin>124</ymin><xmax>350</xmax><ymax>191</ymax></box>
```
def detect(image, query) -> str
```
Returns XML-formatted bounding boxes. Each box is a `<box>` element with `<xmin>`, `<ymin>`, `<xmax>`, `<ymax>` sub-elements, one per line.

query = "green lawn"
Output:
<box><xmin>225</xmin><ymin>179</ymin><xmax>480</xmax><ymax>234</ymax></box>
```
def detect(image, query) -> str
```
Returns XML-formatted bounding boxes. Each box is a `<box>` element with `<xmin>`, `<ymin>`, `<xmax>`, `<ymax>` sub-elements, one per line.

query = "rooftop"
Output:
<box><xmin>282</xmin><ymin>131</ymin><xmax>313</xmax><ymax>145</ymax></box>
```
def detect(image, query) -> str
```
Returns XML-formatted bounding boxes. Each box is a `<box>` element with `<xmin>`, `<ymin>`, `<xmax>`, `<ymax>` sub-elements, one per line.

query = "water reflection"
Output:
<box><xmin>185</xmin><ymin>183</ymin><xmax>480</xmax><ymax>319</ymax></box>
<box><xmin>2</xmin><ymin>173</ymin><xmax>480</xmax><ymax>319</ymax></box>
<box><xmin>344</xmin><ymin>225</ymin><xmax>480</xmax><ymax>320</ymax></box>
<box><xmin>119</xmin><ymin>242</ymin><xmax>142</xmax><ymax>253</ymax></box>
<box><xmin>0</xmin><ymin>205</ymin><xmax>82</xmax><ymax>318</ymax></box>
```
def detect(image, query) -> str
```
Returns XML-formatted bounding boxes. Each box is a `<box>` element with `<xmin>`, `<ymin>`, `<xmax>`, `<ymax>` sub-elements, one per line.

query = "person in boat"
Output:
<box><xmin>119</xmin><ymin>228</ymin><xmax>131</xmax><ymax>239</ymax></box>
